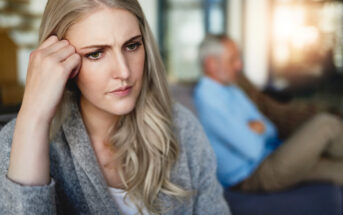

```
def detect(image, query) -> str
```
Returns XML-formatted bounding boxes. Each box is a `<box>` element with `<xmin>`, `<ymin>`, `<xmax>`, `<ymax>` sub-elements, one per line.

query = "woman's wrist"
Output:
<box><xmin>8</xmin><ymin>107</ymin><xmax>51</xmax><ymax>186</ymax></box>
<box><xmin>17</xmin><ymin>103</ymin><xmax>53</xmax><ymax>128</ymax></box>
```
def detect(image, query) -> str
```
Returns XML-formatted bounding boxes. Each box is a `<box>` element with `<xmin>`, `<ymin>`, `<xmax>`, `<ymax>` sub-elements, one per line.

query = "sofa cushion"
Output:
<box><xmin>225</xmin><ymin>182</ymin><xmax>342</xmax><ymax>215</ymax></box>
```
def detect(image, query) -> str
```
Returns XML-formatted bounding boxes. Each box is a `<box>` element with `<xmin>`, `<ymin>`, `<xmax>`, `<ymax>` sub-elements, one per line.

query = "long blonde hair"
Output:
<box><xmin>39</xmin><ymin>0</ymin><xmax>189</xmax><ymax>213</ymax></box>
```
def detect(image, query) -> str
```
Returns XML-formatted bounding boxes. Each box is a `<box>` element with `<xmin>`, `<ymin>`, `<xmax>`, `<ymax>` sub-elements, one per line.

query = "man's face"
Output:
<box><xmin>216</xmin><ymin>40</ymin><xmax>243</xmax><ymax>85</ymax></box>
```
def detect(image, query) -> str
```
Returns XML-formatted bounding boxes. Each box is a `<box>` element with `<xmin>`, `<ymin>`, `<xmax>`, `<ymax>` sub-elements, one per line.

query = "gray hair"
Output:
<box><xmin>199</xmin><ymin>34</ymin><xmax>232</xmax><ymax>65</ymax></box>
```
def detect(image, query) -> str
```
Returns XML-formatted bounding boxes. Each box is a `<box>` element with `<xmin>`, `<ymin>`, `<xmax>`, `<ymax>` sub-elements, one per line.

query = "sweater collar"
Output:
<box><xmin>62</xmin><ymin>98</ymin><xmax>120</xmax><ymax>214</ymax></box>
<box><xmin>61</xmin><ymin>96</ymin><xmax>182</xmax><ymax>214</ymax></box>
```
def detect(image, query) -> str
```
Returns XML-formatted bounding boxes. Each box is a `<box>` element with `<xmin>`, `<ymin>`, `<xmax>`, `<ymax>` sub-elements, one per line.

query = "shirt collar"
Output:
<box><xmin>200</xmin><ymin>76</ymin><xmax>236</xmax><ymax>91</ymax></box>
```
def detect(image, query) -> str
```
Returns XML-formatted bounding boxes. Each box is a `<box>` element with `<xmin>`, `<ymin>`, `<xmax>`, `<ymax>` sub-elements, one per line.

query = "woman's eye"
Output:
<box><xmin>126</xmin><ymin>42</ymin><xmax>141</xmax><ymax>51</ymax></box>
<box><xmin>86</xmin><ymin>50</ymin><xmax>103</xmax><ymax>60</ymax></box>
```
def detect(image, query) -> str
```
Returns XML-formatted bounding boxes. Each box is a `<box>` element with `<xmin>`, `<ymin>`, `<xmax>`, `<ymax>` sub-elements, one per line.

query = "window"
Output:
<box><xmin>160</xmin><ymin>0</ymin><xmax>226</xmax><ymax>82</ymax></box>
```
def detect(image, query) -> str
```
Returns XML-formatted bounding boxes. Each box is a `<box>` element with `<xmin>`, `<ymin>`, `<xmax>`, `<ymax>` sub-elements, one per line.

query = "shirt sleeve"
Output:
<box><xmin>197</xmin><ymin>100</ymin><xmax>266</xmax><ymax>162</ymax></box>
<box><xmin>0</xmin><ymin>119</ymin><xmax>58</xmax><ymax>215</ymax></box>
<box><xmin>232</xmin><ymin>86</ymin><xmax>281</xmax><ymax>148</ymax></box>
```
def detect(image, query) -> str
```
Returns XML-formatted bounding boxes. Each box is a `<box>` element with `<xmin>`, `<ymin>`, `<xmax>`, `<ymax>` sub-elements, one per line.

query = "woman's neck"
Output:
<box><xmin>79</xmin><ymin>97</ymin><xmax>124</xmax><ymax>188</ymax></box>
<box><xmin>79</xmin><ymin>97</ymin><xmax>119</xmax><ymax>145</ymax></box>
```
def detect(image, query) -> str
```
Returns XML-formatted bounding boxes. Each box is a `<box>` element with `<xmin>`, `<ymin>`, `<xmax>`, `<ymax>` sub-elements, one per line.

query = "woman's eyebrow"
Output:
<box><xmin>79</xmin><ymin>44</ymin><xmax>110</xmax><ymax>50</ymax></box>
<box><xmin>79</xmin><ymin>35</ymin><xmax>143</xmax><ymax>50</ymax></box>
<box><xmin>124</xmin><ymin>35</ymin><xmax>143</xmax><ymax>44</ymax></box>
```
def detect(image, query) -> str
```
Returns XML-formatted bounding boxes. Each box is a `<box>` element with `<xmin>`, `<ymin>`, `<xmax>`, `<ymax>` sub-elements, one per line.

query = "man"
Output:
<box><xmin>194</xmin><ymin>34</ymin><xmax>343</xmax><ymax>192</ymax></box>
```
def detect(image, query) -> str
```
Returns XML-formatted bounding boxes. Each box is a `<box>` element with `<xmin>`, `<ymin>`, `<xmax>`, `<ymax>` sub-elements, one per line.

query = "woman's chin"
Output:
<box><xmin>107</xmin><ymin>101</ymin><xmax>136</xmax><ymax>116</ymax></box>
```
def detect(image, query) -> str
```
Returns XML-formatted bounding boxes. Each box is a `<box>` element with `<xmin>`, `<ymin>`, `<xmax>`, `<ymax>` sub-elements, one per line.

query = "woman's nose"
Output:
<box><xmin>111</xmin><ymin>52</ymin><xmax>130</xmax><ymax>80</ymax></box>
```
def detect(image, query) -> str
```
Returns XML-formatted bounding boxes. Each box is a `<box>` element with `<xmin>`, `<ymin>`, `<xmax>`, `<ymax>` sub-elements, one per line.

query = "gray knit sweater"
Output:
<box><xmin>0</xmin><ymin>101</ymin><xmax>231</xmax><ymax>215</ymax></box>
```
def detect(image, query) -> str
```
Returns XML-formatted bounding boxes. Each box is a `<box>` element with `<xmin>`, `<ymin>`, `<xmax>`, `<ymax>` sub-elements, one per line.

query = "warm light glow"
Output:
<box><xmin>271</xmin><ymin>1</ymin><xmax>343</xmax><ymax>77</ymax></box>
<box><xmin>291</xmin><ymin>26</ymin><xmax>319</xmax><ymax>49</ymax></box>
<box><xmin>272</xmin><ymin>4</ymin><xmax>321</xmax><ymax>66</ymax></box>
<box><xmin>273</xmin><ymin>6</ymin><xmax>305</xmax><ymax>41</ymax></box>
<box><xmin>274</xmin><ymin>43</ymin><xmax>290</xmax><ymax>66</ymax></box>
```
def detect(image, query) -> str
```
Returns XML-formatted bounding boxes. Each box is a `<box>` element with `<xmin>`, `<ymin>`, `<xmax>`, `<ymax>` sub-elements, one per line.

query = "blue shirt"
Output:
<box><xmin>193</xmin><ymin>77</ymin><xmax>281</xmax><ymax>187</ymax></box>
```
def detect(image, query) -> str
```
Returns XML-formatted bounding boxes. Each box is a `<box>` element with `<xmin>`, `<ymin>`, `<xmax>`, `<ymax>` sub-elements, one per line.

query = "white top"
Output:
<box><xmin>108</xmin><ymin>187</ymin><xmax>149</xmax><ymax>215</ymax></box>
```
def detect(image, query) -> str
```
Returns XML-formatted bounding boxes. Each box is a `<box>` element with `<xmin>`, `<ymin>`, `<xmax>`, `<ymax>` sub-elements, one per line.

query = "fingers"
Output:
<box><xmin>38</xmin><ymin>35</ymin><xmax>59</xmax><ymax>50</ymax></box>
<box><xmin>40</xmin><ymin>36</ymin><xmax>78</xmax><ymax>63</ymax></box>
<box><xmin>69</xmin><ymin>63</ymin><xmax>81</xmax><ymax>79</ymax></box>
<box><xmin>62</xmin><ymin>54</ymin><xmax>81</xmax><ymax>78</ymax></box>
<box><xmin>52</xmin><ymin>44</ymin><xmax>76</xmax><ymax>62</ymax></box>
<box><xmin>44</xmin><ymin>40</ymin><xmax>69</xmax><ymax>56</ymax></box>
<box><xmin>33</xmin><ymin>36</ymin><xmax>81</xmax><ymax>79</ymax></box>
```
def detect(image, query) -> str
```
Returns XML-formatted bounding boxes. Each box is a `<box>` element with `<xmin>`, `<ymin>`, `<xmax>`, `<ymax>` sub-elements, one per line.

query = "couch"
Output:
<box><xmin>169</xmin><ymin>82</ymin><xmax>343</xmax><ymax>215</ymax></box>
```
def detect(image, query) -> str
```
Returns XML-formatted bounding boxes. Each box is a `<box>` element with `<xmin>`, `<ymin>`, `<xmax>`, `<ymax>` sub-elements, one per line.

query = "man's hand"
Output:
<box><xmin>248</xmin><ymin>120</ymin><xmax>266</xmax><ymax>134</ymax></box>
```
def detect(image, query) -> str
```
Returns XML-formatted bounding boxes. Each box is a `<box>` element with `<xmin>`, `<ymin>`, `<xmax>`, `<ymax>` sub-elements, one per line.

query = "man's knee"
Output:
<box><xmin>241</xmin><ymin>161</ymin><xmax>287</xmax><ymax>192</ymax></box>
<box><xmin>310</xmin><ymin>112</ymin><xmax>342</xmax><ymax>131</ymax></box>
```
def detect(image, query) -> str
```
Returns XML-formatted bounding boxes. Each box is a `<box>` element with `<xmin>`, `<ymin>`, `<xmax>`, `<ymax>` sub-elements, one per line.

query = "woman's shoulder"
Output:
<box><xmin>172</xmin><ymin>102</ymin><xmax>212</xmax><ymax>159</ymax></box>
<box><xmin>0</xmin><ymin>118</ymin><xmax>17</xmax><ymax>167</ymax></box>
<box><xmin>173</xmin><ymin>102</ymin><xmax>201</xmax><ymax>133</ymax></box>
<box><xmin>171</xmin><ymin>103</ymin><xmax>226</xmax><ymax>209</ymax></box>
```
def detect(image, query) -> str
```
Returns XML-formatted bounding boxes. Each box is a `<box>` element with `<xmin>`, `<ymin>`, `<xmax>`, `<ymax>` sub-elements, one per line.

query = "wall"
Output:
<box><xmin>227</xmin><ymin>0</ymin><xmax>270</xmax><ymax>89</ymax></box>
<box><xmin>139</xmin><ymin>0</ymin><xmax>158</xmax><ymax>38</ymax></box>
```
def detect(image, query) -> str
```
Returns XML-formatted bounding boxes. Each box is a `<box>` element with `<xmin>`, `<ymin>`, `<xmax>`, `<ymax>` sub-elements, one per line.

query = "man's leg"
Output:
<box><xmin>237</xmin><ymin>113</ymin><xmax>343</xmax><ymax>192</ymax></box>
<box><xmin>304</xmin><ymin>158</ymin><xmax>343</xmax><ymax>185</ymax></box>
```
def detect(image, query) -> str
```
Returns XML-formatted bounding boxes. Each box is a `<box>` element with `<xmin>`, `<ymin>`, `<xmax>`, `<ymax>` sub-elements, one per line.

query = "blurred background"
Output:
<box><xmin>0</xmin><ymin>0</ymin><xmax>342</xmax><ymax>114</ymax></box>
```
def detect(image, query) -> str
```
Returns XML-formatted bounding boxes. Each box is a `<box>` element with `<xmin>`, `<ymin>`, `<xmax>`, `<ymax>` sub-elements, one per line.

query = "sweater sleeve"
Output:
<box><xmin>0</xmin><ymin>119</ymin><xmax>58</xmax><ymax>215</ymax></box>
<box><xmin>192</xmin><ymin>130</ymin><xmax>232</xmax><ymax>215</ymax></box>
<box><xmin>174</xmin><ymin>104</ymin><xmax>231</xmax><ymax>215</ymax></box>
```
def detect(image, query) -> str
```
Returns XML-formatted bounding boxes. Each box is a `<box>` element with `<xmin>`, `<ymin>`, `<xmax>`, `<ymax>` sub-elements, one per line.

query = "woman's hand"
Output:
<box><xmin>7</xmin><ymin>36</ymin><xmax>81</xmax><ymax>186</ymax></box>
<box><xmin>21</xmin><ymin>35</ymin><xmax>81</xmax><ymax>124</ymax></box>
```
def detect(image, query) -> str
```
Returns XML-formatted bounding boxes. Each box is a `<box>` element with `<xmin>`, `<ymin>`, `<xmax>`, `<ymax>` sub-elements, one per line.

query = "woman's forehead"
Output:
<box><xmin>65</xmin><ymin>7</ymin><xmax>141</xmax><ymax>49</ymax></box>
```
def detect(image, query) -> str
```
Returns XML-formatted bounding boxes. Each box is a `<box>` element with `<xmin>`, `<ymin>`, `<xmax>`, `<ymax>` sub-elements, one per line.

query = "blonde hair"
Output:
<box><xmin>39</xmin><ymin>0</ymin><xmax>189</xmax><ymax>213</ymax></box>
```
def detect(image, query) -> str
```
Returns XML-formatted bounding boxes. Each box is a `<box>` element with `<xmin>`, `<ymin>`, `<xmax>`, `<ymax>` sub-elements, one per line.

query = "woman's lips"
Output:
<box><xmin>109</xmin><ymin>86</ymin><xmax>132</xmax><ymax>97</ymax></box>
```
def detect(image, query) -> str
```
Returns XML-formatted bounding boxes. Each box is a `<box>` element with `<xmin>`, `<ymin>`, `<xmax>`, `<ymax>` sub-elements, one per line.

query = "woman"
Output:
<box><xmin>0</xmin><ymin>0</ymin><xmax>230</xmax><ymax>214</ymax></box>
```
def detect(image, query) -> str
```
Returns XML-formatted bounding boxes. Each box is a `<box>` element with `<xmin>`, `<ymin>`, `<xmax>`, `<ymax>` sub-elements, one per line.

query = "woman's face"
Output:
<box><xmin>65</xmin><ymin>7</ymin><xmax>145</xmax><ymax>117</ymax></box>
